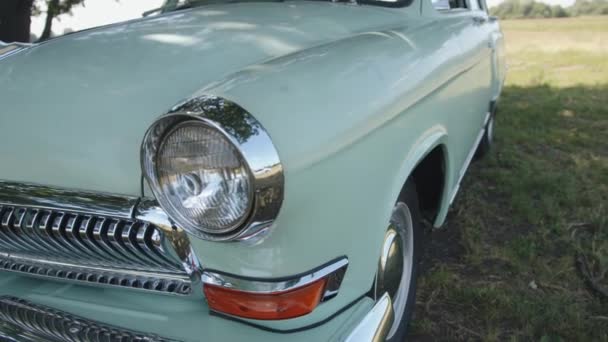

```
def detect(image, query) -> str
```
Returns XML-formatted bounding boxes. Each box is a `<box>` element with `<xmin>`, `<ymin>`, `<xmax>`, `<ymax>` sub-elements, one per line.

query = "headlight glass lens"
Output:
<box><xmin>156</xmin><ymin>121</ymin><xmax>252</xmax><ymax>234</ymax></box>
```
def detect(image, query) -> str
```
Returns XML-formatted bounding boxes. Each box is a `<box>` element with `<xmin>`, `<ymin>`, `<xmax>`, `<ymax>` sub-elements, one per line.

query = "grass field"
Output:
<box><xmin>408</xmin><ymin>16</ymin><xmax>608</xmax><ymax>341</ymax></box>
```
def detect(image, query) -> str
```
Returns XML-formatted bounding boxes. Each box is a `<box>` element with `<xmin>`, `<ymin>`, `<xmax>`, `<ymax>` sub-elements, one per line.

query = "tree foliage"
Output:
<box><xmin>490</xmin><ymin>0</ymin><xmax>570</xmax><ymax>18</ymax></box>
<box><xmin>490</xmin><ymin>0</ymin><xmax>608</xmax><ymax>19</ymax></box>
<box><xmin>570</xmin><ymin>0</ymin><xmax>608</xmax><ymax>15</ymax></box>
<box><xmin>37</xmin><ymin>0</ymin><xmax>86</xmax><ymax>41</ymax></box>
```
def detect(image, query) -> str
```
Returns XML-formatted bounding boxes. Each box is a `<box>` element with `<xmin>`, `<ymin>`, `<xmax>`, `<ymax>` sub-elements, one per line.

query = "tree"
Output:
<box><xmin>0</xmin><ymin>0</ymin><xmax>85</xmax><ymax>43</ymax></box>
<box><xmin>530</xmin><ymin>2</ymin><xmax>552</xmax><ymax>17</ymax></box>
<box><xmin>552</xmin><ymin>5</ymin><xmax>569</xmax><ymax>17</ymax></box>
<box><xmin>490</xmin><ymin>0</ymin><xmax>608</xmax><ymax>18</ymax></box>
<box><xmin>490</xmin><ymin>0</ymin><xmax>573</xmax><ymax>19</ymax></box>
<box><xmin>0</xmin><ymin>0</ymin><xmax>35</xmax><ymax>43</ymax></box>
<box><xmin>37</xmin><ymin>0</ymin><xmax>86</xmax><ymax>42</ymax></box>
<box><xmin>570</xmin><ymin>0</ymin><xmax>608</xmax><ymax>15</ymax></box>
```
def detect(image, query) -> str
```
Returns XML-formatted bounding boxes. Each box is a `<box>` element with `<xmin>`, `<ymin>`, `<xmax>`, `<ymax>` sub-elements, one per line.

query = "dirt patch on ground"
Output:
<box><xmin>419</xmin><ymin>218</ymin><xmax>465</xmax><ymax>275</ymax></box>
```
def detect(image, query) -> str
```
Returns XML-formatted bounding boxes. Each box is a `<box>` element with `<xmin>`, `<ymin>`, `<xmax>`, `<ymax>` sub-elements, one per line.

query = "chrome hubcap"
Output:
<box><xmin>376</xmin><ymin>202</ymin><xmax>414</xmax><ymax>339</ymax></box>
<box><xmin>377</xmin><ymin>228</ymin><xmax>404</xmax><ymax>301</ymax></box>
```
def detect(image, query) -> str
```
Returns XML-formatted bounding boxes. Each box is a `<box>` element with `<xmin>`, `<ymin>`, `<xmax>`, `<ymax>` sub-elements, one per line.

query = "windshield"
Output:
<box><xmin>160</xmin><ymin>0</ymin><xmax>270</xmax><ymax>12</ymax></box>
<box><xmin>160</xmin><ymin>0</ymin><xmax>412</xmax><ymax>12</ymax></box>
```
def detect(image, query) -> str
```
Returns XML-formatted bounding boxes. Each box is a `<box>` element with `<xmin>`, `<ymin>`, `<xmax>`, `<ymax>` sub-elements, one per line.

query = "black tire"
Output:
<box><xmin>475</xmin><ymin>110</ymin><xmax>496</xmax><ymax>160</ymax></box>
<box><xmin>383</xmin><ymin>179</ymin><xmax>424</xmax><ymax>341</ymax></box>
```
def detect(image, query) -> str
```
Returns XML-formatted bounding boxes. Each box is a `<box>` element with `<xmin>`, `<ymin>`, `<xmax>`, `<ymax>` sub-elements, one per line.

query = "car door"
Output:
<box><xmin>479</xmin><ymin>0</ymin><xmax>507</xmax><ymax>101</ymax></box>
<box><xmin>450</xmin><ymin>6</ymin><xmax>495</xmax><ymax>194</ymax></box>
<box><xmin>469</xmin><ymin>0</ymin><xmax>499</xmax><ymax>103</ymax></box>
<box><xmin>429</xmin><ymin>0</ymin><xmax>494</xmax><ymax>192</ymax></box>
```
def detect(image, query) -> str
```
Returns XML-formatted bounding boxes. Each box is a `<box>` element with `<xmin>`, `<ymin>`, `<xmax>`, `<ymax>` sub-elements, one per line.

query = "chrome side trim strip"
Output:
<box><xmin>0</xmin><ymin>42</ymin><xmax>33</xmax><ymax>61</ymax></box>
<box><xmin>141</xmin><ymin>94</ymin><xmax>284</xmax><ymax>241</ymax></box>
<box><xmin>345</xmin><ymin>293</ymin><xmax>394</xmax><ymax>342</ymax></box>
<box><xmin>201</xmin><ymin>257</ymin><xmax>348</xmax><ymax>299</ymax></box>
<box><xmin>0</xmin><ymin>296</ymin><xmax>177</xmax><ymax>342</ymax></box>
<box><xmin>449</xmin><ymin>111</ymin><xmax>491</xmax><ymax>205</ymax></box>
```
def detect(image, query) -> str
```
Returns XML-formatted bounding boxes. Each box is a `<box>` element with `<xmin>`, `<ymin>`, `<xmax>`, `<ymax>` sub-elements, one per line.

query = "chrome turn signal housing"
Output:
<box><xmin>141</xmin><ymin>95</ymin><xmax>284</xmax><ymax>241</ymax></box>
<box><xmin>201</xmin><ymin>257</ymin><xmax>348</xmax><ymax>320</ymax></box>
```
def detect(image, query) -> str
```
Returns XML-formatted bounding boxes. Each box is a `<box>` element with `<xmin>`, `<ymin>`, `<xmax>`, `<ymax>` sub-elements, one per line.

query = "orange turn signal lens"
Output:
<box><xmin>204</xmin><ymin>278</ymin><xmax>327</xmax><ymax>320</ymax></box>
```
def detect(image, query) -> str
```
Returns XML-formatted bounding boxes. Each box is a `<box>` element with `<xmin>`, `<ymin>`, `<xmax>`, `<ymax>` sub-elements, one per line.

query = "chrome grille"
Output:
<box><xmin>0</xmin><ymin>296</ymin><xmax>177</xmax><ymax>342</ymax></box>
<box><xmin>0</xmin><ymin>205</ymin><xmax>180</xmax><ymax>272</ymax></box>
<box><xmin>0</xmin><ymin>181</ymin><xmax>197</xmax><ymax>296</ymax></box>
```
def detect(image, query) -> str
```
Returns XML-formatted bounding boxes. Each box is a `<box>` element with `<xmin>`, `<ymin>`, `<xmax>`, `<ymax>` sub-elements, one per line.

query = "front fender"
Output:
<box><xmin>178</xmin><ymin>15</ymin><xmax>467</xmax><ymax>331</ymax></box>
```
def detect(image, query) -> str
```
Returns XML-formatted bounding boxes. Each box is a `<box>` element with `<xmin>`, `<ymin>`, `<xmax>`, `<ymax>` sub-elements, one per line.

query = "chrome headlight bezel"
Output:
<box><xmin>141</xmin><ymin>95</ymin><xmax>284</xmax><ymax>241</ymax></box>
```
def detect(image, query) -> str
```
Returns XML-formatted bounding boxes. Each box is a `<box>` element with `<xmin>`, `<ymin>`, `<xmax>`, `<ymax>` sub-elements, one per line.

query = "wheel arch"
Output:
<box><xmin>388</xmin><ymin>126</ymin><xmax>453</xmax><ymax>230</ymax></box>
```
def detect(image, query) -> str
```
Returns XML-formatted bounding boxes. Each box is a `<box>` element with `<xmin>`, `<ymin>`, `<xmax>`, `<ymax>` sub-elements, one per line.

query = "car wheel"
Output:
<box><xmin>475</xmin><ymin>110</ymin><xmax>495</xmax><ymax>159</ymax></box>
<box><xmin>374</xmin><ymin>180</ymin><xmax>423</xmax><ymax>341</ymax></box>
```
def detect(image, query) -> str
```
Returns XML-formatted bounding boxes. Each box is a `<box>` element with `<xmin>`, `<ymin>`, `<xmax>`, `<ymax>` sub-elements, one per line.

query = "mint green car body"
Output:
<box><xmin>0</xmin><ymin>0</ymin><xmax>505</xmax><ymax>340</ymax></box>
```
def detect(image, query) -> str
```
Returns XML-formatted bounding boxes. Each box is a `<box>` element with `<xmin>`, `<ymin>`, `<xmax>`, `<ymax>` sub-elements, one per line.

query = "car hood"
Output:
<box><xmin>0</xmin><ymin>2</ymin><xmax>404</xmax><ymax>195</ymax></box>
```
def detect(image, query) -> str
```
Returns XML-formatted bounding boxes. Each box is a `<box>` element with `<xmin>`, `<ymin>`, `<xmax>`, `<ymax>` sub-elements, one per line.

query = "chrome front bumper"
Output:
<box><xmin>0</xmin><ymin>292</ymin><xmax>394</xmax><ymax>342</ymax></box>
<box><xmin>344</xmin><ymin>293</ymin><xmax>394</xmax><ymax>342</ymax></box>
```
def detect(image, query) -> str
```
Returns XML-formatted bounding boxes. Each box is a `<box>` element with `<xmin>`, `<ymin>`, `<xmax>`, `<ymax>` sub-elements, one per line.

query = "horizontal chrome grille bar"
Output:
<box><xmin>0</xmin><ymin>181</ymin><xmax>135</xmax><ymax>218</ymax></box>
<box><xmin>0</xmin><ymin>256</ymin><xmax>192</xmax><ymax>295</ymax></box>
<box><xmin>0</xmin><ymin>296</ymin><xmax>177</xmax><ymax>342</ymax></box>
<box><xmin>0</xmin><ymin>181</ymin><xmax>198</xmax><ymax>296</ymax></box>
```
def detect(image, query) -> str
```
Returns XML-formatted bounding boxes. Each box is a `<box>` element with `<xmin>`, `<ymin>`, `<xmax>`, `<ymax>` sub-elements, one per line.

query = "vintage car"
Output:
<box><xmin>0</xmin><ymin>0</ymin><xmax>505</xmax><ymax>340</ymax></box>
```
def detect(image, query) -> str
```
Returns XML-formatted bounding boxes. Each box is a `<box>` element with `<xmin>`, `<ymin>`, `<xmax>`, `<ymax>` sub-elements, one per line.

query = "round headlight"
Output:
<box><xmin>155</xmin><ymin>121</ymin><xmax>253</xmax><ymax>234</ymax></box>
<box><xmin>142</xmin><ymin>95</ymin><xmax>284</xmax><ymax>241</ymax></box>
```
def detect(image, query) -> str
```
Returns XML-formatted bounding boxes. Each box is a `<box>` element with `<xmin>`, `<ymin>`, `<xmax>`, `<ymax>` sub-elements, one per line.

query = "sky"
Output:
<box><xmin>31</xmin><ymin>0</ymin><xmax>163</xmax><ymax>37</ymax></box>
<box><xmin>31</xmin><ymin>0</ymin><xmax>576</xmax><ymax>37</ymax></box>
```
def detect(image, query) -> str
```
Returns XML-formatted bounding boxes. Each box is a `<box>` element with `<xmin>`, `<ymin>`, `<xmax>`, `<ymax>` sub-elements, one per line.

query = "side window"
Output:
<box><xmin>432</xmin><ymin>0</ymin><xmax>468</xmax><ymax>11</ymax></box>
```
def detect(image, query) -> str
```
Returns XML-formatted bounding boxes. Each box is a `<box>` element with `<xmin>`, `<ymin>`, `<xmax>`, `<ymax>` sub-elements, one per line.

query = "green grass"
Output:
<box><xmin>408</xmin><ymin>16</ymin><xmax>608</xmax><ymax>341</ymax></box>
<box><xmin>500</xmin><ymin>16</ymin><xmax>608</xmax><ymax>32</ymax></box>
